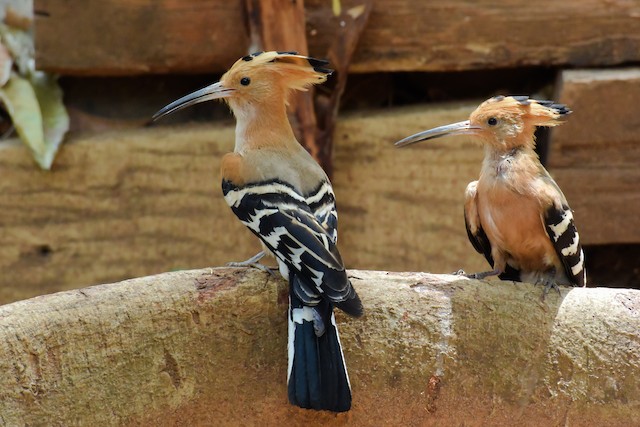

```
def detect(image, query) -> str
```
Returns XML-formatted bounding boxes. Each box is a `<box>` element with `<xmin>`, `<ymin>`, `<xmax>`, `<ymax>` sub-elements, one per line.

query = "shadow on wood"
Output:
<box><xmin>0</xmin><ymin>268</ymin><xmax>638</xmax><ymax>425</ymax></box>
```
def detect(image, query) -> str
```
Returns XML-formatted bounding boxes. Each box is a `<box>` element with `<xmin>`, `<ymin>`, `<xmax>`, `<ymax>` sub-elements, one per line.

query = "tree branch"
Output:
<box><xmin>0</xmin><ymin>268</ymin><xmax>638</xmax><ymax>425</ymax></box>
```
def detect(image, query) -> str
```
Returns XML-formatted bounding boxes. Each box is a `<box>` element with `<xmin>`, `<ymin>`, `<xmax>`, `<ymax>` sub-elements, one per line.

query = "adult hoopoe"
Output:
<box><xmin>395</xmin><ymin>95</ymin><xmax>586</xmax><ymax>293</ymax></box>
<box><xmin>153</xmin><ymin>51</ymin><xmax>362</xmax><ymax>412</ymax></box>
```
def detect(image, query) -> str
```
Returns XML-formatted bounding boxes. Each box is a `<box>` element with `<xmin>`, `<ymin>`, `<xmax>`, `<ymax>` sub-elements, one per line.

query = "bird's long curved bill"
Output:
<box><xmin>394</xmin><ymin>120</ymin><xmax>480</xmax><ymax>147</ymax></box>
<box><xmin>152</xmin><ymin>81</ymin><xmax>234</xmax><ymax>121</ymax></box>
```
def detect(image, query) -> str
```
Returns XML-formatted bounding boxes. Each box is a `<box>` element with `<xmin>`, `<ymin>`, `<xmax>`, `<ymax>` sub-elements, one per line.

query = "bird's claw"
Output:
<box><xmin>226</xmin><ymin>251</ymin><xmax>275</xmax><ymax>276</ymax></box>
<box><xmin>226</xmin><ymin>261</ymin><xmax>277</xmax><ymax>277</ymax></box>
<box><xmin>452</xmin><ymin>269</ymin><xmax>467</xmax><ymax>276</ymax></box>
<box><xmin>537</xmin><ymin>278</ymin><xmax>562</xmax><ymax>300</ymax></box>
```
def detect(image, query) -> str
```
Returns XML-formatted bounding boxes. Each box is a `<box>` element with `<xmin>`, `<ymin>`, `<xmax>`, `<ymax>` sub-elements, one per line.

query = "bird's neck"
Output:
<box><xmin>481</xmin><ymin>143</ymin><xmax>542</xmax><ymax>187</ymax></box>
<box><xmin>231</xmin><ymin>100</ymin><xmax>297</xmax><ymax>153</ymax></box>
<box><xmin>483</xmin><ymin>134</ymin><xmax>537</xmax><ymax>159</ymax></box>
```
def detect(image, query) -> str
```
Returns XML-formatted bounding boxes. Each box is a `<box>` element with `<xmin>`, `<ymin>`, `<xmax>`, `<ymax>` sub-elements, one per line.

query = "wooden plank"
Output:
<box><xmin>548</xmin><ymin>68</ymin><xmax>640</xmax><ymax>245</ymax></box>
<box><xmin>34</xmin><ymin>0</ymin><xmax>249</xmax><ymax>75</ymax></box>
<box><xmin>0</xmin><ymin>103</ymin><xmax>487</xmax><ymax>304</ymax></box>
<box><xmin>35</xmin><ymin>0</ymin><xmax>640</xmax><ymax>75</ymax></box>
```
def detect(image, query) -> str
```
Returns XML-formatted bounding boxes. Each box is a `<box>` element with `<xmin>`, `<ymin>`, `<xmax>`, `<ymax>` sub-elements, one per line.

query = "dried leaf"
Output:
<box><xmin>31</xmin><ymin>71</ymin><xmax>69</xmax><ymax>169</ymax></box>
<box><xmin>347</xmin><ymin>5</ymin><xmax>366</xmax><ymax>19</ymax></box>
<box><xmin>5</xmin><ymin>6</ymin><xmax>33</xmax><ymax>31</ymax></box>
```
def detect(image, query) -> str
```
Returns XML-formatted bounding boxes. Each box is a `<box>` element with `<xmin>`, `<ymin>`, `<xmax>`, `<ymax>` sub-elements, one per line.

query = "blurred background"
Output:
<box><xmin>0</xmin><ymin>0</ymin><xmax>638</xmax><ymax>304</ymax></box>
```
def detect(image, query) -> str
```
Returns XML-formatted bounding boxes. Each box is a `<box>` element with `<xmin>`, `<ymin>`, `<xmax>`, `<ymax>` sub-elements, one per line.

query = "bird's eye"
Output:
<box><xmin>487</xmin><ymin>117</ymin><xmax>498</xmax><ymax>126</ymax></box>
<box><xmin>240</xmin><ymin>77</ymin><xmax>251</xmax><ymax>86</ymax></box>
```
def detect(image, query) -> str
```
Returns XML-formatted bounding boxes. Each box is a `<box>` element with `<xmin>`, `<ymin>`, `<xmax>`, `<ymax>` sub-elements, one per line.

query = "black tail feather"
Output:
<box><xmin>288</xmin><ymin>293</ymin><xmax>352</xmax><ymax>412</ymax></box>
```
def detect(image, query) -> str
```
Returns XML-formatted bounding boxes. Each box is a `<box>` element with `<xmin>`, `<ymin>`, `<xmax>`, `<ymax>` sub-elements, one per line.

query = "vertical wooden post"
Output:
<box><xmin>243</xmin><ymin>1</ymin><xmax>372</xmax><ymax>177</ymax></box>
<box><xmin>244</xmin><ymin>0</ymin><xmax>321</xmax><ymax>165</ymax></box>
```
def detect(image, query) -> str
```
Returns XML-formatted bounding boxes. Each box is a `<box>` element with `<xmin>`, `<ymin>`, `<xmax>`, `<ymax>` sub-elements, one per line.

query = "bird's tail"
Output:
<box><xmin>287</xmin><ymin>287</ymin><xmax>352</xmax><ymax>412</ymax></box>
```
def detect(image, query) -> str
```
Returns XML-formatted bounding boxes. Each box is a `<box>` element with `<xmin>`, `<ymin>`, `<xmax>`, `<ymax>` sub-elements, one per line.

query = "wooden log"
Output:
<box><xmin>34</xmin><ymin>0</ymin><xmax>640</xmax><ymax>75</ymax></box>
<box><xmin>0</xmin><ymin>103</ymin><xmax>487</xmax><ymax>304</ymax></box>
<box><xmin>548</xmin><ymin>68</ymin><xmax>640</xmax><ymax>245</ymax></box>
<box><xmin>0</xmin><ymin>268</ymin><xmax>638</xmax><ymax>425</ymax></box>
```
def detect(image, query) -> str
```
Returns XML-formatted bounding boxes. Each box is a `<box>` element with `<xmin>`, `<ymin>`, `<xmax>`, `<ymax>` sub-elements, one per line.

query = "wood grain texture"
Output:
<box><xmin>34</xmin><ymin>0</ymin><xmax>640</xmax><ymax>75</ymax></box>
<box><xmin>548</xmin><ymin>68</ymin><xmax>640</xmax><ymax>245</ymax></box>
<box><xmin>0</xmin><ymin>103</ymin><xmax>487</xmax><ymax>304</ymax></box>
<box><xmin>34</xmin><ymin>0</ymin><xmax>249</xmax><ymax>75</ymax></box>
<box><xmin>1</xmin><ymin>268</ymin><xmax>639</xmax><ymax>425</ymax></box>
<box><xmin>332</xmin><ymin>104</ymin><xmax>486</xmax><ymax>274</ymax></box>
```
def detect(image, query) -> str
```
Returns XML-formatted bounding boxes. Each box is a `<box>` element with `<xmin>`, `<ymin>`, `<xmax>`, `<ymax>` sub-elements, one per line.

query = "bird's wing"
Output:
<box><xmin>537</xmin><ymin>173</ymin><xmax>586</xmax><ymax>287</ymax></box>
<box><xmin>306</xmin><ymin>180</ymin><xmax>338</xmax><ymax>244</ymax></box>
<box><xmin>464</xmin><ymin>209</ymin><xmax>494</xmax><ymax>267</ymax></box>
<box><xmin>464</xmin><ymin>181</ymin><xmax>520</xmax><ymax>281</ymax></box>
<box><xmin>543</xmin><ymin>201</ymin><xmax>586</xmax><ymax>287</ymax></box>
<box><xmin>464</xmin><ymin>181</ymin><xmax>494</xmax><ymax>266</ymax></box>
<box><xmin>223</xmin><ymin>179</ymin><xmax>362</xmax><ymax>315</ymax></box>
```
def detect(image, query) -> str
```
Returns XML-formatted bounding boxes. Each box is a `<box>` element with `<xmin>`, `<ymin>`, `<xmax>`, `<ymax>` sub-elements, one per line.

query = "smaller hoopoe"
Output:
<box><xmin>395</xmin><ymin>95</ymin><xmax>586</xmax><ymax>292</ymax></box>
<box><xmin>153</xmin><ymin>51</ymin><xmax>362</xmax><ymax>412</ymax></box>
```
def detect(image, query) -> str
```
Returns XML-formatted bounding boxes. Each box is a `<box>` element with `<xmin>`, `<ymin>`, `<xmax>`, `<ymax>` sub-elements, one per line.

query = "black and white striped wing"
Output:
<box><xmin>306</xmin><ymin>180</ymin><xmax>338</xmax><ymax>244</ymax></box>
<box><xmin>223</xmin><ymin>179</ymin><xmax>361</xmax><ymax>315</ymax></box>
<box><xmin>544</xmin><ymin>203</ymin><xmax>586</xmax><ymax>287</ymax></box>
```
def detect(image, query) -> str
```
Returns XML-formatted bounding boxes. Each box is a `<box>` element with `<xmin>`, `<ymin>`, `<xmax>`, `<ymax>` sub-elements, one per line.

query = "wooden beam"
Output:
<box><xmin>548</xmin><ymin>68</ymin><xmax>640</xmax><ymax>245</ymax></box>
<box><xmin>1</xmin><ymin>268</ymin><xmax>639</xmax><ymax>424</ymax></box>
<box><xmin>315</xmin><ymin>1</ymin><xmax>373</xmax><ymax>177</ymax></box>
<box><xmin>34</xmin><ymin>0</ymin><xmax>640</xmax><ymax>75</ymax></box>
<box><xmin>34</xmin><ymin>0</ymin><xmax>249</xmax><ymax>75</ymax></box>
<box><xmin>0</xmin><ymin>103</ymin><xmax>487</xmax><ymax>304</ymax></box>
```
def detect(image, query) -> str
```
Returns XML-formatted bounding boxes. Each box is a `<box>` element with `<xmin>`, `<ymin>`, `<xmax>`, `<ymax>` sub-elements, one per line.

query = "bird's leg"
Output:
<box><xmin>226</xmin><ymin>251</ymin><xmax>276</xmax><ymax>277</ymax></box>
<box><xmin>227</xmin><ymin>250</ymin><xmax>265</xmax><ymax>266</ymax></box>
<box><xmin>463</xmin><ymin>268</ymin><xmax>502</xmax><ymax>280</ymax></box>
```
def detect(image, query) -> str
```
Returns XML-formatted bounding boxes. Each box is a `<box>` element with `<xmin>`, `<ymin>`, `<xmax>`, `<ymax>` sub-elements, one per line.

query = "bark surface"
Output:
<box><xmin>0</xmin><ymin>268</ymin><xmax>638</xmax><ymax>425</ymax></box>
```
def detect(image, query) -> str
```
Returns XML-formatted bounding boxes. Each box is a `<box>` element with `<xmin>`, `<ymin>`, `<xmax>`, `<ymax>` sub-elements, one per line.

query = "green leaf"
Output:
<box><xmin>332</xmin><ymin>0</ymin><xmax>342</xmax><ymax>16</ymax></box>
<box><xmin>0</xmin><ymin>23</ymin><xmax>34</xmax><ymax>75</ymax></box>
<box><xmin>0</xmin><ymin>72</ymin><xmax>69</xmax><ymax>170</ymax></box>
<box><xmin>31</xmin><ymin>71</ymin><xmax>69</xmax><ymax>170</ymax></box>
<box><xmin>0</xmin><ymin>41</ymin><xmax>12</xmax><ymax>86</ymax></box>
<box><xmin>0</xmin><ymin>72</ymin><xmax>45</xmax><ymax>166</ymax></box>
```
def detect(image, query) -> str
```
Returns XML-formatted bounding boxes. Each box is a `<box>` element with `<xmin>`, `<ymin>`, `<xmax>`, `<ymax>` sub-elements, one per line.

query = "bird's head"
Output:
<box><xmin>153</xmin><ymin>51</ymin><xmax>332</xmax><ymax>121</ymax></box>
<box><xmin>395</xmin><ymin>95</ymin><xmax>571</xmax><ymax>151</ymax></box>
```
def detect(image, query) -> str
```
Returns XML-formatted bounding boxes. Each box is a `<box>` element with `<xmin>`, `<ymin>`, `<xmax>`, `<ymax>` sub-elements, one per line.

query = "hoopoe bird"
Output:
<box><xmin>153</xmin><ymin>51</ymin><xmax>362</xmax><ymax>412</ymax></box>
<box><xmin>395</xmin><ymin>95</ymin><xmax>586</xmax><ymax>292</ymax></box>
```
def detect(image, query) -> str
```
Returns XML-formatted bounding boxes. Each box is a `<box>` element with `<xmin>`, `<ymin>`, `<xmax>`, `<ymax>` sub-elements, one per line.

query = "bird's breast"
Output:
<box><xmin>476</xmin><ymin>178</ymin><xmax>559</xmax><ymax>272</ymax></box>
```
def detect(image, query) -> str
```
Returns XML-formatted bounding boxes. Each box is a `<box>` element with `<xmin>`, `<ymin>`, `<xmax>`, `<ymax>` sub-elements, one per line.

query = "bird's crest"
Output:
<box><xmin>228</xmin><ymin>51</ymin><xmax>333</xmax><ymax>92</ymax></box>
<box><xmin>482</xmin><ymin>95</ymin><xmax>571</xmax><ymax>127</ymax></box>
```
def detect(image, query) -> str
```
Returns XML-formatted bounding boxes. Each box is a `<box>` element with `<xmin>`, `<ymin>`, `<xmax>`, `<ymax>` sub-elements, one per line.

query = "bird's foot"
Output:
<box><xmin>226</xmin><ymin>251</ymin><xmax>276</xmax><ymax>277</ymax></box>
<box><xmin>227</xmin><ymin>261</ymin><xmax>277</xmax><ymax>277</ymax></box>
<box><xmin>452</xmin><ymin>269</ymin><xmax>467</xmax><ymax>276</ymax></box>
<box><xmin>536</xmin><ymin>278</ymin><xmax>562</xmax><ymax>300</ymax></box>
